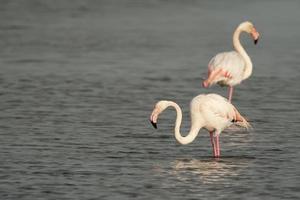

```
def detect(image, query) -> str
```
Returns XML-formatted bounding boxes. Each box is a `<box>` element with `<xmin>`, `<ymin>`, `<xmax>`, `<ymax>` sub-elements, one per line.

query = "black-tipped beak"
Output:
<box><xmin>251</xmin><ymin>28</ymin><xmax>260</xmax><ymax>45</ymax></box>
<box><xmin>150</xmin><ymin>120</ymin><xmax>157</xmax><ymax>129</ymax></box>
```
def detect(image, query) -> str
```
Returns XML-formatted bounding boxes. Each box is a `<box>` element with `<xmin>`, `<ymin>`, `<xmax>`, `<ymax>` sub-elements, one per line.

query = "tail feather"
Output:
<box><xmin>237</xmin><ymin>115</ymin><xmax>252</xmax><ymax>130</ymax></box>
<box><xmin>232</xmin><ymin>107</ymin><xmax>252</xmax><ymax>130</ymax></box>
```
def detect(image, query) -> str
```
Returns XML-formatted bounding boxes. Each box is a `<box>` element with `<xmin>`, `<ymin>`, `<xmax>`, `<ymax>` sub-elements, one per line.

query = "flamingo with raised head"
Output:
<box><xmin>202</xmin><ymin>21</ymin><xmax>260</xmax><ymax>102</ymax></box>
<box><xmin>150</xmin><ymin>94</ymin><xmax>250</xmax><ymax>158</ymax></box>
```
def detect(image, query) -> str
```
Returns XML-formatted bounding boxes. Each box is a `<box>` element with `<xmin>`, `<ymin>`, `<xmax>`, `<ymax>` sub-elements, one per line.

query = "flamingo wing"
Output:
<box><xmin>208</xmin><ymin>94</ymin><xmax>251</xmax><ymax>129</ymax></box>
<box><xmin>198</xmin><ymin>94</ymin><xmax>235</xmax><ymax>128</ymax></box>
<box><xmin>208</xmin><ymin>51</ymin><xmax>246</xmax><ymax>85</ymax></box>
<box><xmin>199</xmin><ymin>94</ymin><xmax>251</xmax><ymax>130</ymax></box>
<box><xmin>206</xmin><ymin>94</ymin><xmax>236</xmax><ymax>119</ymax></box>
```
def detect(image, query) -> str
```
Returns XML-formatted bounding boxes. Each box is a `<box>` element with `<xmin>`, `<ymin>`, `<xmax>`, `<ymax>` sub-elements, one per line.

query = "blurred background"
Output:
<box><xmin>0</xmin><ymin>0</ymin><xmax>299</xmax><ymax>199</ymax></box>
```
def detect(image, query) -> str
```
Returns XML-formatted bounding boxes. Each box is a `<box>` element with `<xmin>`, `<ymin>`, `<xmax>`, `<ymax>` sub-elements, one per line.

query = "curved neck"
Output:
<box><xmin>233</xmin><ymin>28</ymin><xmax>253</xmax><ymax>79</ymax></box>
<box><xmin>168</xmin><ymin>102</ymin><xmax>202</xmax><ymax>145</ymax></box>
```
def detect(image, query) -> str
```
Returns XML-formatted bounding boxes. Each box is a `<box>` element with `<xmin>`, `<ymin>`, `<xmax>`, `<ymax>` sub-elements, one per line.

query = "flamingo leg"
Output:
<box><xmin>203</xmin><ymin>68</ymin><xmax>232</xmax><ymax>88</ymax></box>
<box><xmin>210</xmin><ymin>132</ymin><xmax>221</xmax><ymax>158</ymax></box>
<box><xmin>209</xmin><ymin>132</ymin><xmax>217</xmax><ymax>157</ymax></box>
<box><xmin>228</xmin><ymin>86</ymin><xmax>234</xmax><ymax>103</ymax></box>
<box><xmin>203</xmin><ymin>69</ymin><xmax>223</xmax><ymax>87</ymax></box>
<box><xmin>214</xmin><ymin>134</ymin><xmax>221</xmax><ymax>158</ymax></box>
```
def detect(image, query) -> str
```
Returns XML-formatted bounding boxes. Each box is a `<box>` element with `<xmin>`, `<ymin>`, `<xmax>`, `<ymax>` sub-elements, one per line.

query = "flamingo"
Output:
<box><xmin>202</xmin><ymin>21</ymin><xmax>260</xmax><ymax>102</ymax></box>
<box><xmin>149</xmin><ymin>93</ymin><xmax>250</xmax><ymax>158</ymax></box>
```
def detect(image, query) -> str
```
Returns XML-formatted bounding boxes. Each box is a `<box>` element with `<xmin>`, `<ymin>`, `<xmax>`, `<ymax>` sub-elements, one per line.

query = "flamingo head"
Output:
<box><xmin>239</xmin><ymin>21</ymin><xmax>260</xmax><ymax>45</ymax></box>
<box><xmin>150</xmin><ymin>101</ymin><xmax>169</xmax><ymax>129</ymax></box>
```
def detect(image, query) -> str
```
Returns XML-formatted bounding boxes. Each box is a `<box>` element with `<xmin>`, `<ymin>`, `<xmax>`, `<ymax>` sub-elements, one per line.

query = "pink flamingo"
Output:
<box><xmin>150</xmin><ymin>94</ymin><xmax>250</xmax><ymax>158</ymax></box>
<box><xmin>202</xmin><ymin>21</ymin><xmax>260</xmax><ymax>102</ymax></box>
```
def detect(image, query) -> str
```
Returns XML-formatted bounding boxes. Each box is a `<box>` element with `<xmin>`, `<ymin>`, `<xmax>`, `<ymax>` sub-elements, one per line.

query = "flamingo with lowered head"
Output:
<box><xmin>150</xmin><ymin>94</ymin><xmax>250</xmax><ymax>158</ymax></box>
<box><xmin>202</xmin><ymin>21</ymin><xmax>260</xmax><ymax>102</ymax></box>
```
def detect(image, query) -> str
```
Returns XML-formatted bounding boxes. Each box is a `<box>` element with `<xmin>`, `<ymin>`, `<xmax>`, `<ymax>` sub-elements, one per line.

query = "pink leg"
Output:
<box><xmin>203</xmin><ymin>68</ymin><xmax>223</xmax><ymax>88</ymax></box>
<box><xmin>214</xmin><ymin>135</ymin><xmax>221</xmax><ymax>158</ymax></box>
<box><xmin>209</xmin><ymin>132</ymin><xmax>217</xmax><ymax>157</ymax></box>
<box><xmin>228</xmin><ymin>86</ymin><xmax>234</xmax><ymax>103</ymax></box>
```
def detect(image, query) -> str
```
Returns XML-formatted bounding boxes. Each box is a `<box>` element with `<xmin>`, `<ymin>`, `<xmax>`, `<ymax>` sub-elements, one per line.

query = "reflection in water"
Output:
<box><xmin>170</xmin><ymin>158</ymin><xmax>252</xmax><ymax>184</ymax></box>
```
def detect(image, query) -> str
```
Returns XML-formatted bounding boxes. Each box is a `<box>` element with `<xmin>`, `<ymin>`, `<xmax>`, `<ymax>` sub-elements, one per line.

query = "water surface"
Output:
<box><xmin>0</xmin><ymin>1</ymin><xmax>299</xmax><ymax>199</ymax></box>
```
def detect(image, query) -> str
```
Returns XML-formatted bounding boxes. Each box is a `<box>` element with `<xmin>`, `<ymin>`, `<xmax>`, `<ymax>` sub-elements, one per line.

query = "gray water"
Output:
<box><xmin>0</xmin><ymin>0</ymin><xmax>300</xmax><ymax>199</ymax></box>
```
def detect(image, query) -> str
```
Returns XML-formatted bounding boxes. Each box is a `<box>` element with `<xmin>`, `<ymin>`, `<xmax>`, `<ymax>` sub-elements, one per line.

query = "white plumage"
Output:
<box><xmin>208</xmin><ymin>51</ymin><xmax>245</xmax><ymax>86</ymax></box>
<box><xmin>191</xmin><ymin>94</ymin><xmax>249</xmax><ymax>134</ymax></box>
<box><xmin>150</xmin><ymin>93</ymin><xmax>250</xmax><ymax>157</ymax></box>
<box><xmin>202</xmin><ymin>21</ymin><xmax>260</xmax><ymax>102</ymax></box>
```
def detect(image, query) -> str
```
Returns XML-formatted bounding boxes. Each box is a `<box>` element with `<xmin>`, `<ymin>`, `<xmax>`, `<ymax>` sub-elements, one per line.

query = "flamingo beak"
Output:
<box><xmin>150</xmin><ymin>108</ymin><xmax>159</xmax><ymax>129</ymax></box>
<box><xmin>254</xmin><ymin>38</ymin><xmax>259</xmax><ymax>45</ymax></box>
<box><xmin>150</xmin><ymin>120</ymin><xmax>157</xmax><ymax>129</ymax></box>
<box><xmin>251</xmin><ymin>28</ymin><xmax>260</xmax><ymax>45</ymax></box>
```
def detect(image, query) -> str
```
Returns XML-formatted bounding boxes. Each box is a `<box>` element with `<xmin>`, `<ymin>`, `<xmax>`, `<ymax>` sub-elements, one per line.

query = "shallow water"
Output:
<box><xmin>0</xmin><ymin>0</ymin><xmax>300</xmax><ymax>199</ymax></box>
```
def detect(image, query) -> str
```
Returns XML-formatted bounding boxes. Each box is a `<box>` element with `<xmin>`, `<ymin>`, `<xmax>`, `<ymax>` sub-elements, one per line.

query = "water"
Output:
<box><xmin>0</xmin><ymin>0</ymin><xmax>300</xmax><ymax>199</ymax></box>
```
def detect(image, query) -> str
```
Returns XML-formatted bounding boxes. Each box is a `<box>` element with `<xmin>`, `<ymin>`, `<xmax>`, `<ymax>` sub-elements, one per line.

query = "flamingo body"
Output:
<box><xmin>150</xmin><ymin>93</ymin><xmax>250</xmax><ymax>157</ymax></box>
<box><xmin>208</xmin><ymin>51</ymin><xmax>245</xmax><ymax>86</ymax></box>
<box><xmin>190</xmin><ymin>94</ymin><xmax>238</xmax><ymax>132</ymax></box>
<box><xmin>202</xmin><ymin>21</ymin><xmax>260</xmax><ymax>102</ymax></box>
